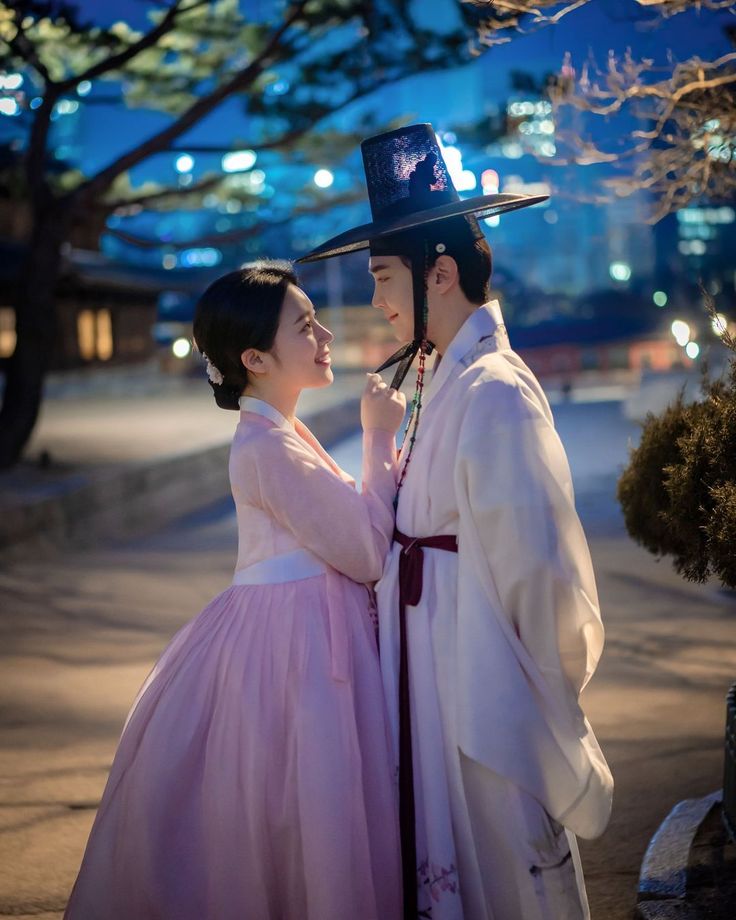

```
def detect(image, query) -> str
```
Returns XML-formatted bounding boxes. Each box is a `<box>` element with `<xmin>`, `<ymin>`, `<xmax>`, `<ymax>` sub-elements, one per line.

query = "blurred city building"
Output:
<box><xmin>654</xmin><ymin>204</ymin><xmax>736</xmax><ymax>304</ymax></box>
<box><xmin>0</xmin><ymin>4</ymin><xmax>733</xmax><ymax>385</ymax></box>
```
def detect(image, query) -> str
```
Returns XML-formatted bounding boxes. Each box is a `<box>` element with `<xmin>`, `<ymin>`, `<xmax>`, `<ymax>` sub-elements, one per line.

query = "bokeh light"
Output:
<box><xmin>711</xmin><ymin>313</ymin><xmax>728</xmax><ymax>336</ymax></box>
<box><xmin>175</xmin><ymin>154</ymin><xmax>195</xmax><ymax>174</ymax></box>
<box><xmin>314</xmin><ymin>169</ymin><xmax>334</xmax><ymax>188</ymax></box>
<box><xmin>172</xmin><ymin>338</ymin><xmax>191</xmax><ymax>359</ymax></box>
<box><xmin>671</xmin><ymin>320</ymin><xmax>691</xmax><ymax>346</ymax></box>
<box><xmin>609</xmin><ymin>262</ymin><xmax>632</xmax><ymax>282</ymax></box>
<box><xmin>222</xmin><ymin>150</ymin><xmax>257</xmax><ymax>173</ymax></box>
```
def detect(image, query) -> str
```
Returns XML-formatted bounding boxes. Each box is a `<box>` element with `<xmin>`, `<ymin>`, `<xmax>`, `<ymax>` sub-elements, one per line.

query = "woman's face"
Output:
<box><xmin>259</xmin><ymin>284</ymin><xmax>334</xmax><ymax>391</ymax></box>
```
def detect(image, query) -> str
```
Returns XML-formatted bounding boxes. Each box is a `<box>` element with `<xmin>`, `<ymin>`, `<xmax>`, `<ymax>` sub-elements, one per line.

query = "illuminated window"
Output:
<box><xmin>678</xmin><ymin>206</ymin><xmax>735</xmax><ymax>225</ymax></box>
<box><xmin>678</xmin><ymin>240</ymin><xmax>707</xmax><ymax>256</ymax></box>
<box><xmin>678</xmin><ymin>224</ymin><xmax>716</xmax><ymax>240</ymax></box>
<box><xmin>77</xmin><ymin>309</ymin><xmax>96</xmax><ymax>360</ymax></box>
<box><xmin>77</xmin><ymin>308</ymin><xmax>114</xmax><ymax>361</ymax></box>
<box><xmin>96</xmin><ymin>308</ymin><xmax>113</xmax><ymax>361</ymax></box>
<box><xmin>0</xmin><ymin>308</ymin><xmax>16</xmax><ymax>357</ymax></box>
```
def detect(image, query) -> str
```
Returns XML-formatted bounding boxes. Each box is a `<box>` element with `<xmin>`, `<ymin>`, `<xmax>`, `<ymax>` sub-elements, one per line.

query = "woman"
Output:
<box><xmin>65</xmin><ymin>261</ymin><xmax>404</xmax><ymax>919</ymax></box>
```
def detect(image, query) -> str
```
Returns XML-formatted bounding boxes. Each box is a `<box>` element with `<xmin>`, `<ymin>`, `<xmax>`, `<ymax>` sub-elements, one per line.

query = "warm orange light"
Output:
<box><xmin>77</xmin><ymin>310</ymin><xmax>96</xmax><ymax>360</ymax></box>
<box><xmin>77</xmin><ymin>308</ymin><xmax>114</xmax><ymax>361</ymax></box>
<box><xmin>0</xmin><ymin>307</ymin><xmax>16</xmax><ymax>358</ymax></box>
<box><xmin>96</xmin><ymin>308</ymin><xmax>113</xmax><ymax>361</ymax></box>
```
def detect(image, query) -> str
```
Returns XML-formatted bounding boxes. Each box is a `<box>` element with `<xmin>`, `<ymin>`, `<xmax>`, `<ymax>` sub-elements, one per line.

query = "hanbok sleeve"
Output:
<box><xmin>454</xmin><ymin>378</ymin><xmax>605</xmax><ymax>708</ymax></box>
<box><xmin>239</xmin><ymin>425</ymin><xmax>397</xmax><ymax>584</ymax></box>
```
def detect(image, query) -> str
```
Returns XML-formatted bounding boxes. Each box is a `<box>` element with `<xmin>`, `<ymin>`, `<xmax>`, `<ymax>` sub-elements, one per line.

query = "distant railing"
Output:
<box><xmin>724</xmin><ymin>682</ymin><xmax>736</xmax><ymax>841</ymax></box>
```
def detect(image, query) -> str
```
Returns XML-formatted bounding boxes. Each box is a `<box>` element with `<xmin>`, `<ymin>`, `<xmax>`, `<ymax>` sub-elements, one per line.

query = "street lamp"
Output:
<box><xmin>711</xmin><ymin>313</ymin><xmax>728</xmax><ymax>336</ymax></box>
<box><xmin>0</xmin><ymin>72</ymin><xmax>22</xmax><ymax>90</ymax></box>
<box><xmin>671</xmin><ymin>320</ymin><xmax>691</xmax><ymax>347</ymax></box>
<box><xmin>609</xmin><ymin>262</ymin><xmax>632</xmax><ymax>283</ymax></box>
<box><xmin>175</xmin><ymin>154</ymin><xmax>195</xmax><ymax>173</ymax></box>
<box><xmin>439</xmin><ymin>142</ymin><xmax>476</xmax><ymax>192</ymax></box>
<box><xmin>172</xmin><ymin>338</ymin><xmax>191</xmax><ymax>358</ymax></box>
<box><xmin>222</xmin><ymin>150</ymin><xmax>257</xmax><ymax>172</ymax></box>
<box><xmin>482</xmin><ymin>170</ymin><xmax>500</xmax><ymax>226</ymax></box>
<box><xmin>314</xmin><ymin>169</ymin><xmax>334</xmax><ymax>189</ymax></box>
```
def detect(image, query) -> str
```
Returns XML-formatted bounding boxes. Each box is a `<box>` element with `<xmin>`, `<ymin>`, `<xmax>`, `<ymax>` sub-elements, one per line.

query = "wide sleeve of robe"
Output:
<box><xmin>453</xmin><ymin>369</ymin><xmax>612</xmax><ymax>838</ymax></box>
<box><xmin>233</xmin><ymin>424</ymin><xmax>397</xmax><ymax>585</ymax></box>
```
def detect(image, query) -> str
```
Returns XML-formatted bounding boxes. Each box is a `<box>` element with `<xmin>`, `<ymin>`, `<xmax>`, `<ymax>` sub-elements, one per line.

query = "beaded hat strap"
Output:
<box><xmin>394</xmin><ymin>241</ymin><xmax>431</xmax><ymax>510</ymax></box>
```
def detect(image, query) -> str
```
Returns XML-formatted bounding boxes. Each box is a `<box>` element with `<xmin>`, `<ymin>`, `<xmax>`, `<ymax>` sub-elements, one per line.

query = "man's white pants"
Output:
<box><xmin>455</xmin><ymin>752</ymin><xmax>591</xmax><ymax>920</ymax></box>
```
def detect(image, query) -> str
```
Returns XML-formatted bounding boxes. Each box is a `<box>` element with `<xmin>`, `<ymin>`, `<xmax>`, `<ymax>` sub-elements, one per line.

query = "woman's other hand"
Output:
<box><xmin>361</xmin><ymin>373</ymin><xmax>407</xmax><ymax>433</ymax></box>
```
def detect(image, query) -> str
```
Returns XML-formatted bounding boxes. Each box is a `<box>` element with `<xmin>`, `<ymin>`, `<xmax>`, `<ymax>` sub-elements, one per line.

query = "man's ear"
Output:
<box><xmin>432</xmin><ymin>254</ymin><xmax>459</xmax><ymax>294</ymax></box>
<box><xmin>241</xmin><ymin>348</ymin><xmax>267</xmax><ymax>376</ymax></box>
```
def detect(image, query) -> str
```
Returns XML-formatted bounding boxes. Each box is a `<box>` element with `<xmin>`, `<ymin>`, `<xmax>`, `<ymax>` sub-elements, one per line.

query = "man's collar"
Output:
<box><xmin>422</xmin><ymin>301</ymin><xmax>505</xmax><ymax>408</ymax></box>
<box><xmin>443</xmin><ymin>301</ymin><xmax>504</xmax><ymax>365</ymax></box>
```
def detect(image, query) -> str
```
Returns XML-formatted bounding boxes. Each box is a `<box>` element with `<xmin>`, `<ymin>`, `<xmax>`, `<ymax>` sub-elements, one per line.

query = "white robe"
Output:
<box><xmin>375</xmin><ymin>301</ymin><xmax>613</xmax><ymax>919</ymax></box>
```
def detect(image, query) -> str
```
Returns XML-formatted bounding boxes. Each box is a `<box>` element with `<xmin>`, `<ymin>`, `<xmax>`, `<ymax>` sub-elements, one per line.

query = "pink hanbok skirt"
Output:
<box><xmin>64</xmin><ymin>568</ymin><xmax>402</xmax><ymax>920</ymax></box>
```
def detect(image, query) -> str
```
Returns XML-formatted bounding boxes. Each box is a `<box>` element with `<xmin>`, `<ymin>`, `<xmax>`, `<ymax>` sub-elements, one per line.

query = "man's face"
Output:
<box><xmin>368</xmin><ymin>255</ymin><xmax>415</xmax><ymax>344</ymax></box>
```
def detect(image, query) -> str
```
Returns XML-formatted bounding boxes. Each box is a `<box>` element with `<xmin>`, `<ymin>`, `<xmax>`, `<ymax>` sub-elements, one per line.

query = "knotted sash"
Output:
<box><xmin>393</xmin><ymin>527</ymin><xmax>458</xmax><ymax>919</ymax></box>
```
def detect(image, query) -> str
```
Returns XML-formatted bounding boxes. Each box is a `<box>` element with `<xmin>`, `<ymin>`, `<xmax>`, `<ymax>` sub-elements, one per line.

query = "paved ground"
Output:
<box><xmin>2</xmin><ymin>398</ymin><xmax>735</xmax><ymax>918</ymax></box>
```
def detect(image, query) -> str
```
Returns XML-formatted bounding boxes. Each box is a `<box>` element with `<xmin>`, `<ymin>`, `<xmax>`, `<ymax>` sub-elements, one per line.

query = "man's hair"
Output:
<box><xmin>373</xmin><ymin>216</ymin><xmax>493</xmax><ymax>304</ymax></box>
<box><xmin>398</xmin><ymin>236</ymin><xmax>492</xmax><ymax>305</ymax></box>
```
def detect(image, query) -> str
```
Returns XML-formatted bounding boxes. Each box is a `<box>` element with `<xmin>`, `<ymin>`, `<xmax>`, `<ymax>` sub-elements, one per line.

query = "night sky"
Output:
<box><xmin>68</xmin><ymin>0</ymin><xmax>732</xmax><ymax>183</ymax></box>
<box><xmin>4</xmin><ymin>0</ymin><xmax>731</xmax><ymax>299</ymax></box>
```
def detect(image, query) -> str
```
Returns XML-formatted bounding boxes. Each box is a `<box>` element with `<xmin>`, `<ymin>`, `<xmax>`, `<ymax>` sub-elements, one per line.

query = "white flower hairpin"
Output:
<box><xmin>202</xmin><ymin>352</ymin><xmax>224</xmax><ymax>386</ymax></box>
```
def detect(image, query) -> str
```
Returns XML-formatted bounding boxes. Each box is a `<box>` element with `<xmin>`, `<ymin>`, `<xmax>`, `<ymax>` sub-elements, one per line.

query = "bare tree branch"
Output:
<box><xmin>636</xmin><ymin>0</ymin><xmax>735</xmax><ymax>14</ymax></box>
<box><xmin>468</xmin><ymin>0</ymin><xmax>592</xmax><ymax>46</ymax></box>
<box><xmin>469</xmin><ymin>0</ymin><xmax>736</xmax><ymax>45</ymax></box>
<box><xmin>548</xmin><ymin>43</ymin><xmax>736</xmax><ymax>219</ymax></box>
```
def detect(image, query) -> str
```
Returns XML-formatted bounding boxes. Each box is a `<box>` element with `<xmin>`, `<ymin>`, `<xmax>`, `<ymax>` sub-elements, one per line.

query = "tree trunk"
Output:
<box><xmin>0</xmin><ymin>204</ymin><xmax>68</xmax><ymax>469</ymax></box>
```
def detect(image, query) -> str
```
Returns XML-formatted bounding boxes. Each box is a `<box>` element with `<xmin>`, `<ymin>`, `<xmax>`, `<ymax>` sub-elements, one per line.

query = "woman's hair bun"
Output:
<box><xmin>210</xmin><ymin>380</ymin><xmax>242</xmax><ymax>411</ymax></box>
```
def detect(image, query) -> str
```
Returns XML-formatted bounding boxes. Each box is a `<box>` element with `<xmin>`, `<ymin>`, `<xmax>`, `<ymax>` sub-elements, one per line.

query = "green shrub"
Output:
<box><xmin>618</xmin><ymin>361</ymin><xmax>736</xmax><ymax>588</ymax></box>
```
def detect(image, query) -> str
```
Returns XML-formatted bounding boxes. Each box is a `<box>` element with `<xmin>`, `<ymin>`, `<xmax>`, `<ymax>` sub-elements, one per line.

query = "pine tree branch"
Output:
<box><xmin>72</xmin><ymin>0</ymin><xmax>310</xmax><ymax>207</ymax></box>
<box><xmin>3</xmin><ymin>4</ymin><xmax>53</xmax><ymax>84</ymax></box>
<box><xmin>56</xmin><ymin>0</ymin><xmax>211</xmax><ymax>93</ymax></box>
<box><xmin>102</xmin><ymin>174</ymin><xmax>225</xmax><ymax>211</ymax></box>
<box><xmin>106</xmin><ymin>189</ymin><xmax>362</xmax><ymax>250</ymax></box>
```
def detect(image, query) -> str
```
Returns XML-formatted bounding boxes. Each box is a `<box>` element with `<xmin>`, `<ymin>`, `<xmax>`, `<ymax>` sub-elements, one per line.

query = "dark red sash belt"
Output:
<box><xmin>393</xmin><ymin>527</ymin><xmax>458</xmax><ymax>919</ymax></box>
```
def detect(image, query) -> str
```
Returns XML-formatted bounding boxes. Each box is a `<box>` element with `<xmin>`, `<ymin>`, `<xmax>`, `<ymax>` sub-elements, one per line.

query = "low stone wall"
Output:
<box><xmin>2</xmin><ymin>398</ymin><xmax>360</xmax><ymax>554</ymax></box>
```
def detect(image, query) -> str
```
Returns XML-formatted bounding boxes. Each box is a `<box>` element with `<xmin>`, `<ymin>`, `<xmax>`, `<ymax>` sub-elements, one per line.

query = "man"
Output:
<box><xmin>299</xmin><ymin>124</ymin><xmax>612</xmax><ymax>920</ymax></box>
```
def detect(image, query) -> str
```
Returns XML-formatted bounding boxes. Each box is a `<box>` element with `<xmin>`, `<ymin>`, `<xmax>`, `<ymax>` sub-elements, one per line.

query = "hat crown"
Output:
<box><xmin>361</xmin><ymin>123</ymin><xmax>459</xmax><ymax>222</ymax></box>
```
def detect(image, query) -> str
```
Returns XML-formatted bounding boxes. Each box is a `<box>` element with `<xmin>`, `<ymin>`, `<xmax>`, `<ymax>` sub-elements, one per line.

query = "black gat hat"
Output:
<box><xmin>298</xmin><ymin>123</ymin><xmax>547</xmax><ymax>389</ymax></box>
<box><xmin>298</xmin><ymin>123</ymin><xmax>546</xmax><ymax>264</ymax></box>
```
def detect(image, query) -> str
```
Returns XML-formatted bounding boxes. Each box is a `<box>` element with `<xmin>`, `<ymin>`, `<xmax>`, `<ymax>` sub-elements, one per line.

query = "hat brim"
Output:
<box><xmin>296</xmin><ymin>192</ymin><xmax>548</xmax><ymax>263</ymax></box>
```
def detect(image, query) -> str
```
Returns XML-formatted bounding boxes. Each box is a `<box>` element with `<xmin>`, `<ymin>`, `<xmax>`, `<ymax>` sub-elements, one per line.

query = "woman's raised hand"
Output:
<box><xmin>361</xmin><ymin>373</ymin><xmax>407</xmax><ymax>434</ymax></box>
